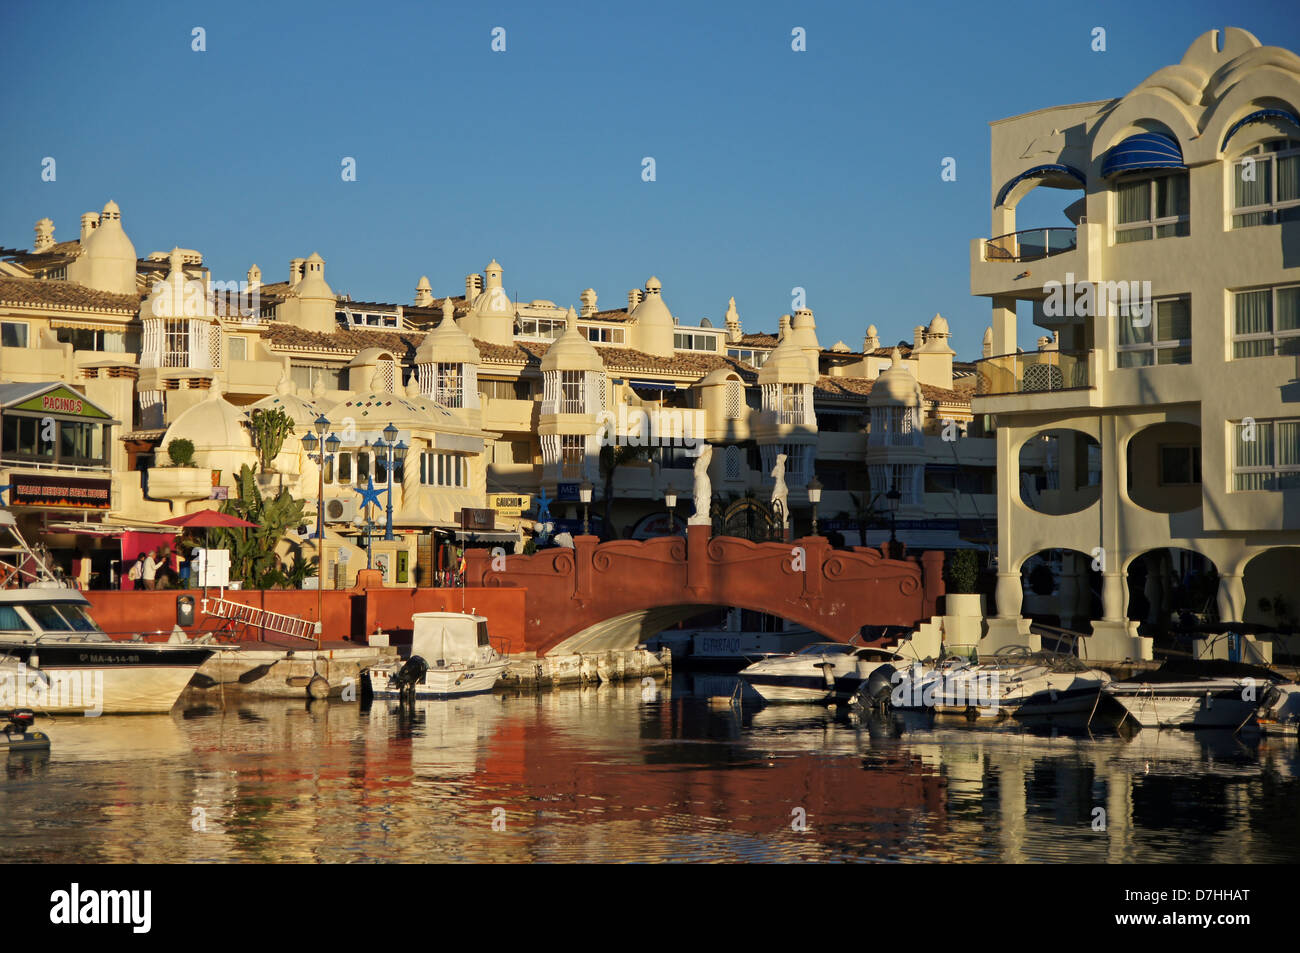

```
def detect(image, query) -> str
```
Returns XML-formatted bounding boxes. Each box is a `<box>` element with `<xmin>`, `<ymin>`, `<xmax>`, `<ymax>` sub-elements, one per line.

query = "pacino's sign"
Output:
<box><xmin>9</xmin><ymin>474</ymin><xmax>111</xmax><ymax>509</ymax></box>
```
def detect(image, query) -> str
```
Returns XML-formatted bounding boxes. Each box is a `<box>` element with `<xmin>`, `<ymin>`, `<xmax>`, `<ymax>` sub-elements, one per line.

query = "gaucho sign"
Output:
<box><xmin>8</xmin><ymin>475</ymin><xmax>111</xmax><ymax>509</ymax></box>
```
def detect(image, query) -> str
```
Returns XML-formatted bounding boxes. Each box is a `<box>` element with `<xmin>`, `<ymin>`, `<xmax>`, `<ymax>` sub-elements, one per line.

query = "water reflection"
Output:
<box><xmin>0</xmin><ymin>674</ymin><xmax>1296</xmax><ymax>863</ymax></box>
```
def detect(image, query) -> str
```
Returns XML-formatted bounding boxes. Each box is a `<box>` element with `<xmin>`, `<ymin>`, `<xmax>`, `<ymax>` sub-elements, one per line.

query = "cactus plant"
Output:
<box><xmin>248</xmin><ymin>408</ymin><xmax>295</xmax><ymax>473</ymax></box>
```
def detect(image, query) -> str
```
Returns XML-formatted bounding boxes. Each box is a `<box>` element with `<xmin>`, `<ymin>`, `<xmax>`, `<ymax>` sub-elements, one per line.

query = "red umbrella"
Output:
<box><xmin>158</xmin><ymin>511</ymin><xmax>259</xmax><ymax>529</ymax></box>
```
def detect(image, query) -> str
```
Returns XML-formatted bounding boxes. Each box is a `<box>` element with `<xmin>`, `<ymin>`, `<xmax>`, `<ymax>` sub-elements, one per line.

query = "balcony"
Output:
<box><xmin>983</xmin><ymin>227</ymin><xmax>1077</xmax><ymax>263</ymax></box>
<box><xmin>975</xmin><ymin>350</ymin><xmax>1091</xmax><ymax>397</ymax></box>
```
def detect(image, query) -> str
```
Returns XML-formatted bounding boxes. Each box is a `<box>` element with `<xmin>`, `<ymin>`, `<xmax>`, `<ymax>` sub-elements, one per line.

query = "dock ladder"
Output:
<box><xmin>199</xmin><ymin>595</ymin><xmax>319</xmax><ymax>645</ymax></box>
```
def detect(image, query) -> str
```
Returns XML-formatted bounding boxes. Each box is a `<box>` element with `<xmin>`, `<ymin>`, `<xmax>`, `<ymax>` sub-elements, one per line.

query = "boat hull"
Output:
<box><xmin>369</xmin><ymin>659</ymin><xmax>509</xmax><ymax>699</ymax></box>
<box><xmin>1106</xmin><ymin>683</ymin><xmax>1259</xmax><ymax>729</ymax></box>
<box><xmin>0</xmin><ymin>643</ymin><xmax>213</xmax><ymax>715</ymax></box>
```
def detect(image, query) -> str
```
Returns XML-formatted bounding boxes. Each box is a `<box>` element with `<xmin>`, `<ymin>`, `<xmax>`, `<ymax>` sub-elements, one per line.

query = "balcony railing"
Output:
<box><xmin>975</xmin><ymin>350</ymin><xmax>1091</xmax><ymax>397</ymax></box>
<box><xmin>983</xmin><ymin>227</ymin><xmax>1077</xmax><ymax>263</ymax></box>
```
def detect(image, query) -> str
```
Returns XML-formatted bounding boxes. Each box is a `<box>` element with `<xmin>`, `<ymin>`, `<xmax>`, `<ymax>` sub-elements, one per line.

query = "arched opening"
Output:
<box><xmin>1126</xmin><ymin>422</ymin><xmax>1201</xmax><ymax>513</ymax></box>
<box><xmin>1019</xmin><ymin>548</ymin><xmax>1101</xmax><ymax>636</ymax></box>
<box><xmin>1242</xmin><ymin>548</ymin><xmax>1300</xmax><ymax>660</ymax></box>
<box><xmin>988</xmin><ymin>170</ymin><xmax>1086</xmax><ymax>263</ymax></box>
<box><xmin>1125</xmin><ymin>548</ymin><xmax>1218</xmax><ymax>643</ymax></box>
<box><xmin>1019</xmin><ymin>428</ymin><xmax>1100</xmax><ymax>515</ymax></box>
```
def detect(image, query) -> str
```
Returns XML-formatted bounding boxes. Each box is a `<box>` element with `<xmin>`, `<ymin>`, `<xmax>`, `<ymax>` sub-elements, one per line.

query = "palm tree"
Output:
<box><xmin>599</xmin><ymin>443</ymin><xmax>650</xmax><ymax>540</ymax></box>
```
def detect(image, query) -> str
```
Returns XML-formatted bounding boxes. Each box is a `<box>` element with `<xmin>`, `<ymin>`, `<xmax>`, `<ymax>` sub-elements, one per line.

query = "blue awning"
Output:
<box><xmin>995</xmin><ymin>164</ymin><xmax>1086</xmax><ymax>207</ymax></box>
<box><xmin>1220</xmin><ymin>108</ymin><xmax>1300</xmax><ymax>151</ymax></box>
<box><xmin>1101</xmin><ymin>132</ymin><xmax>1186</xmax><ymax>178</ymax></box>
<box><xmin>626</xmin><ymin>380</ymin><xmax>676</xmax><ymax>391</ymax></box>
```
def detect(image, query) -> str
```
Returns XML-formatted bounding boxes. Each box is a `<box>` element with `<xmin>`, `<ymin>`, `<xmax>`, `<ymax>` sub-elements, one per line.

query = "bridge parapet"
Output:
<box><xmin>465</xmin><ymin>525</ymin><xmax>945</xmax><ymax>655</ymax></box>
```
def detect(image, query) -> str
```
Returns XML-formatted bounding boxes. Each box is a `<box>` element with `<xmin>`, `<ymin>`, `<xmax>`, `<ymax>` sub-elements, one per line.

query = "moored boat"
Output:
<box><xmin>1104</xmin><ymin>658</ymin><xmax>1297</xmax><ymax>730</ymax></box>
<box><xmin>367</xmin><ymin>611</ymin><xmax>508</xmax><ymax>699</ymax></box>
<box><xmin>739</xmin><ymin>643</ymin><xmax>907</xmax><ymax>704</ymax></box>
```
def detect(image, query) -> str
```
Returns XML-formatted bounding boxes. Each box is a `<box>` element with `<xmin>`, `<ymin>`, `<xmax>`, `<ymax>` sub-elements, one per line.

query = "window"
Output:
<box><xmin>1231</xmin><ymin>139</ymin><xmax>1300</xmax><ymax>228</ymax></box>
<box><xmin>355</xmin><ymin>450</ymin><xmax>370</xmax><ymax>483</ymax></box>
<box><xmin>0</xmin><ymin>605</ymin><xmax>30</xmax><ymax>631</ymax></box>
<box><xmin>480</xmin><ymin>379</ymin><xmax>525</xmax><ymax>401</ymax></box>
<box><xmin>582</xmin><ymin>325</ymin><xmax>625</xmax><ymax>344</ymax></box>
<box><xmin>1234</xmin><ymin>419</ymin><xmax>1300</xmax><ymax>490</ymax></box>
<box><xmin>228</xmin><ymin>337</ymin><xmax>247</xmax><ymax>362</ymax></box>
<box><xmin>435</xmin><ymin>362</ymin><xmax>463</xmax><ymax>408</ymax></box>
<box><xmin>674</xmin><ymin>332</ymin><xmax>718</xmax><ymax>352</ymax></box>
<box><xmin>724</xmin><ymin>380</ymin><xmax>743</xmax><ymax>420</ymax></box>
<box><xmin>1</xmin><ymin>322</ymin><xmax>28</xmax><ymax>348</ymax></box>
<box><xmin>1117</xmin><ymin>296</ymin><xmax>1191</xmax><ymax>366</ymax></box>
<box><xmin>290</xmin><ymin>364</ymin><xmax>343</xmax><ymax>393</ymax></box>
<box><xmin>778</xmin><ymin>384</ymin><xmax>805</xmax><ymax>424</ymax></box>
<box><xmin>1159</xmin><ymin>445</ymin><xmax>1201</xmax><ymax>485</ymax></box>
<box><xmin>1232</xmin><ymin>285</ymin><xmax>1300</xmax><ymax>357</ymax></box>
<box><xmin>517</xmin><ymin>317</ymin><xmax>566</xmax><ymax>340</ymax></box>
<box><xmin>561</xmin><ymin>435</ymin><xmax>585</xmax><ymax>478</ymax></box>
<box><xmin>2</xmin><ymin>415</ymin><xmax>54</xmax><ymax>460</ymax></box>
<box><xmin>727</xmin><ymin>347</ymin><xmax>770</xmax><ymax>367</ymax></box>
<box><xmin>419</xmin><ymin>451</ymin><xmax>468</xmax><ymax>487</ymax></box>
<box><xmin>58</xmin><ymin>420</ymin><xmax>105</xmax><ymax>465</ymax></box>
<box><xmin>54</xmin><ymin>327</ymin><xmax>135</xmax><ymax>353</ymax></box>
<box><xmin>510</xmin><ymin>440</ymin><xmax>532</xmax><ymax>464</ymax></box>
<box><xmin>1115</xmin><ymin>172</ymin><xmax>1189</xmax><ymax>243</ymax></box>
<box><xmin>560</xmin><ymin>371</ymin><xmax>584</xmax><ymax>413</ymax></box>
<box><xmin>162</xmin><ymin>319</ymin><xmax>189</xmax><ymax>367</ymax></box>
<box><xmin>337</xmin><ymin>452</ymin><xmax>352</xmax><ymax>484</ymax></box>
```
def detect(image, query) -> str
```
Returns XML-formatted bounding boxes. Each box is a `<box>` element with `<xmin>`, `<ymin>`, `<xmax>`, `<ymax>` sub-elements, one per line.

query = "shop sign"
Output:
<box><xmin>8</xmin><ymin>474</ymin><xmax>111</xmax><ymax>509</ymax></box>
<box><xmin>459</xmin><ymin>508</ymin><xmax>495</xmax><ymax>531</ymax></box>
<box><xmin>11</xmin><ymin>386</ymin><xmax>111</xmax><ymax>419</ymax></box>
<box><xmin>489</xmin><ymin>493</ymin><xmax>530</xmax><ymax>517</ymax></box>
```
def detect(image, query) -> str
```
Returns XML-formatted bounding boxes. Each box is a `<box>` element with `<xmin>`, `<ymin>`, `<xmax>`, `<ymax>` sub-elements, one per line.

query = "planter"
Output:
<box><xmin>944</xmin><ymin>593</ymin><xmax>986</xmax><ymax>618</ymax></box>
<box><xmin>148</xmin><ymin>467</ymin><xmax>216</xmax><ymax>502</ymax></box>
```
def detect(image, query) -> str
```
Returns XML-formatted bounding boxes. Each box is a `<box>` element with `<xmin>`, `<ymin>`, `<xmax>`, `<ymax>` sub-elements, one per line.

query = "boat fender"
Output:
<box><xmin>306</xmin><ymin>675</ymin><xmax>330</xmax><ymax>699</ymax></box>
<box><xmin>1259</xmin><ymin>683</ymin><xmax>1282</xmax><ymax>713</ymax></box>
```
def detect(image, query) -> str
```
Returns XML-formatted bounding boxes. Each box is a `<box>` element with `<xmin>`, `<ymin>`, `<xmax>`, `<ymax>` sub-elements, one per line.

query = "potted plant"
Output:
<box><xmin>944</xmin><ymin>549</ymin><xmax>985</xmax><ymax>617</ymax></box>
<box><xmin>167</xmin><ymin>438</ymin><xmax>195</xmax><ymax>467</ymax></box>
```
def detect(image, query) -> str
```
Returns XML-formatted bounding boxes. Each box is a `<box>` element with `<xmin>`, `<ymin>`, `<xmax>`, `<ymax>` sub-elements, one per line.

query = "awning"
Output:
<box><xmin>1220</xmin><ymin>108</ymin><xmax>1300</xmax><ymax>151</ymax></box>
<box><xmin>454</xmin><ymin>530</ymin><xmax>520</xmax><ymax>542</ymax></box>
<box><xmin>995</xmin><ymin>164</ymin><xmax>1086</xmax><ymax>207</ymax></box>
<box><xmin>1101</xmin><ymin>132</ymin><xmax>1186</xmax><ymax>178</ymax></box>
<box><xmin>626</xmin><ymin>380</ymin><xmax>676</xmax><ymax>392</ymax></box>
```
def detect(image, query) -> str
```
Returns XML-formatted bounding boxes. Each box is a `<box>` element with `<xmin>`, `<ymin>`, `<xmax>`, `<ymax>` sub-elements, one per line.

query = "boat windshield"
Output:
<box><xmin>0</xmin><ymin>606</ymin><xmax>31</xmax><ymax>632</ymax></box>
<box><xmin>24</xmin><ymin>603</ymin><xmax>99</xmax><ymax>633</ymax></box>
<box><xmin>796</xmin><ymin>644</ymin><xmax>855</xmax><ymax>656</ymax></box>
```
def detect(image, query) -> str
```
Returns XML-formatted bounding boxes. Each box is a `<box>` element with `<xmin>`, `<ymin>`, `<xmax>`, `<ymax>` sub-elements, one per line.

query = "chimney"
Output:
<box><xmin>778</xmin><ymin>314</ymin><xmax>791</xmax><ymax>339</ymax></box>
<box><xmin>724</xmin><ymin>297</ymin><xmax>741</xmax><ymax>343</ymax></box>
<box><xmin>415</xmin><ymin>276</ymin><xmax>433</xmax><ymax>307</ymax></box>
<box><xmin>247</xmin><ymin>264</ymin><xmax>261</xmax><ymax>292</ymax></box>
<box><xmin>913</xmin><ymin>325</ymin><xmax>926</xmax><ymax>351</ymax></box>
<box><xmin>33</xmin><ymin>218</ymin><xmax>55</xmax><ymax>253</ymax></box>
<box><xmin>580</xmin><ymin>288</ymin><xmax>598</xmax><ymax>317</ymax></box>
<box><xmin>864</xmin><ymin>324</ymin><xmax>880</xmax><ymax>353</ymax></box>
<box><xmin>628</xmin><ymin>289</ymin><xmax>643</xmax><ymax>312</ymax></box>
<box><xmin>982</xmin><ymin>327</ymin><xmax>993</xmax><ymax>358</ymax></box>
<box><xmin>466</xmin><ymin>273</ymin><xmax>483</xmax><ymax>301</ymax></box>
<box><xmin>80</xmin><ymin>213</ymin><xmax>98</xmax><ymax>241</ymax></box>
<box><xmin>290</xmin><ymin>258</ymin><xmax>306</xmax><ymax>287</ymax></box>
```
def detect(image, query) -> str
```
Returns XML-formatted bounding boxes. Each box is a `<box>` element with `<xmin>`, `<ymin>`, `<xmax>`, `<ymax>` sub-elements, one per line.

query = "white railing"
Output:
<box><xmin>201</xmin><ymin>596</ymin><xmax>317</xmax><ymax>643</ymax></box>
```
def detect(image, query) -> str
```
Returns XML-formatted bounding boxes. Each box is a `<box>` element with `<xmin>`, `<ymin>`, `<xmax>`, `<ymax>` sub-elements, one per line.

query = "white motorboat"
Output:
<box><xmin>367</xmin><ymin>611</ymin><xmax>508</xmax><ymax>699</ymax></box>
<box><xmin>1105</xmin><ymin>659</ymin><xmax>1297</xmax><ymax>730</ymax></box>
<box><xmin>885</xmin><ymin>648</ymin><xmax>1111</xmax><ymax>719</ymax></box>
<box><xmin>739</xmin><ymin>643</ymin><xmax>907</xmax><ymax>704</ymax></box>
<box><xmin>0</xmin><ymin>512</ymin><xmax>213</xmax><ymax>715</ymax></box>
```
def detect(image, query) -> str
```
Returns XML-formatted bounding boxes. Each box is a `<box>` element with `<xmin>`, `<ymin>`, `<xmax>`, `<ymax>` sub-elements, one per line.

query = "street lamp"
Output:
<box><xmin>579</xmin><ymin>481</ymin><xmax>593</xmax><ymax>536</ymax></box>
<box><xmin>807</xmin><ymin>475</ymin><xmax>823</xmax><ymax>536</ymax></box>
<box><xmin>376</xmin><ymin>424</ymin><xmax>406</xmax><ymax>542</ymax></box>
<box><xmin>664</xmin><ymin>488</ymin><xmax>677</xmax><ymax>535</ymax></box>
<box><xmin>886</xmin><ymin>485</ymin><xmax>902</xmax><ymax>558</ymax></box>
<box><xmin>301</xmin><ymin>414</ymin><xmax>336</xmax><ymax>644</ymax></box>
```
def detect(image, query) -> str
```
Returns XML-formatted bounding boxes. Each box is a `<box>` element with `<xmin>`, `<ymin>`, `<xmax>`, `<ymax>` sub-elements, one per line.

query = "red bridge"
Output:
<box><xmin>465</xmin><ymin>525</ymin><xmax>945</xmax><ymax>655</ymax></box>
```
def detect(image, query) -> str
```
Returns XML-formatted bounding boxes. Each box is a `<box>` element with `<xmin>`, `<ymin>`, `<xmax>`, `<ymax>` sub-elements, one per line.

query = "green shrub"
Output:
<box><xmin>948</xmin><ymin>549</ymin><xmax>979</xmax><ymax>593</ymax></box>
<box><xmin>167</xmin><ymin>438</ymin><xmax>195</xmax><ymax>468</ymax></box>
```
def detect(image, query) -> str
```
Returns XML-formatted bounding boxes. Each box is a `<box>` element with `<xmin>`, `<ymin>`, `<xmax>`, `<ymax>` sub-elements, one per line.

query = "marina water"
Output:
<box><xmin>1</xmin><ymin>674</ymin><xmax>1297</xmax><ymax>864</ymax></box>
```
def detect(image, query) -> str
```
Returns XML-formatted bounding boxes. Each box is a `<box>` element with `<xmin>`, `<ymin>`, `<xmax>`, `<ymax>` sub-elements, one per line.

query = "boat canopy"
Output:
<box><xmin>411</xmin><ymin>612</ymin><xmax>490</xmax><ymax>664</ymax></box>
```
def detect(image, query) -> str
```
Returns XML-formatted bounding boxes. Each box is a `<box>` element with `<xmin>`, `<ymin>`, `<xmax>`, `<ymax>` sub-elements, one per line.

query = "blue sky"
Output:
<box><xmin>2</xmin><ymin>0</ymin><xmax>1298</xmax><ymax>360</ymax></box>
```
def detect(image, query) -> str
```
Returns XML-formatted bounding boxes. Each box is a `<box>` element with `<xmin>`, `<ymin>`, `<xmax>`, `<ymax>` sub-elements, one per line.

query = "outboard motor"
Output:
<box><xmin>850</xmin><ymin>663</ymin><xmax>899</xmax><ymax>716</ymax></box>
<box><xmin>1</xmin><ymin>709</ymin><xmax>49</xmax><ymax>752</ymax></box>
<box><xmin>392</xmin><ymin>656</ymin><xmax>429</xmax><ymax>707</ymax></box>
<box><xmin>3</xmin><ymin>709</ymin><xmax>35</xmax><ymax>734</ymax></box>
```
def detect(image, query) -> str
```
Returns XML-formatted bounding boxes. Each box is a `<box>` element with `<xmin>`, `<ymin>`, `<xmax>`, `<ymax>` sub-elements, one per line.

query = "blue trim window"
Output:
<box><xmin>1231</xmin><ymin>139</ymin><xmax>1300</xmax><ymax>229</ymax></box>
<box><xmin>1115</xmin><ymin>172</ymin><xmax>1189</xmax><ymax>243</ymax></box>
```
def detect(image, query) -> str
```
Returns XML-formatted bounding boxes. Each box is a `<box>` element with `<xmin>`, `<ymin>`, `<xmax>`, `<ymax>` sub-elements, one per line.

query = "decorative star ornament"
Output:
<box><xmin>534</xmin><ymin>487</ymin><xmax>552</xmax><ymax>525</ymax></box>
<box><xmin>354</xmin><ymin>475</ymin><xmax>388</xmax><ymax>513</ymax></box>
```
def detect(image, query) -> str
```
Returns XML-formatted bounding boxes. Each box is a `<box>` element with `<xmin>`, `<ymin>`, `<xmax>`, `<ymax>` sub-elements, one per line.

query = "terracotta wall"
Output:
<box><xmin>84</xmin><ymin>586</ymin><xmax>527</xmax><ymax>651</ymax></box>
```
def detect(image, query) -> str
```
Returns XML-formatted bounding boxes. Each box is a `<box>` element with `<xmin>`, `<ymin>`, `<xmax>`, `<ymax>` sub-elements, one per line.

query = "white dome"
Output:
<box><xmin>163</xmin><ymin>390</ymin><xmax>254</xmax><ymax>452</ymax></box>
<box><xmin>868</xmin><ymin>349</ymin><xmax>923</xmax><ymax>407</ymax></box>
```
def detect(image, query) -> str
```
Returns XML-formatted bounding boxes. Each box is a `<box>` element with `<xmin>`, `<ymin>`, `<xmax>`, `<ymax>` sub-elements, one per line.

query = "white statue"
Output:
<box><xmin>689</xmin><ymin>444</ymin><xmax>713</xmax><ymax>525</ymax></box>
<box><xmin>770</xmin><ymin>452</ymin><xmax>789</xmax><ymax>527</ymax></box>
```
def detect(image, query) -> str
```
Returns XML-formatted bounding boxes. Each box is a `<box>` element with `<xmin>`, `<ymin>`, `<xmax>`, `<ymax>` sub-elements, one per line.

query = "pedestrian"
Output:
<box><xmin>178</xmin><ymin>553</ymin><xmax>191</xmax><ymax>589</ymax></box>
<box><xmin>126</xmin><ymin>555</ymin><xmax>144</xmax><ymax>590</ymax></box>
<box><xmin>142</xmin><ymin>549</ymin><xmax>163</xmax><ymax>591</ymax></box>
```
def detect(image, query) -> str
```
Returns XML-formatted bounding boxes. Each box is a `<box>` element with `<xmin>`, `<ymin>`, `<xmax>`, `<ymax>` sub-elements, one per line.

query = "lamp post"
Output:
<box><xmin>807</xmin><ymin>475</ymin><xmax>823</xmax><ymax>536</ymax></box>
<box><xmin>579</xmin><ymin>481</ymin><xmax>593</xmax><ymax>536</ymax></box>
<box><xmin>886</xmin><ymin>485</ymin><xmax>902</xmax><ymax>558</ymax></box>
<box><xmin>301</xmin><ymin>414</ymin><xmax>337</xmax><ymax>644</ymax></box>
<box><xmin>664</xmin><ymin>489</ymin><xmax>677</xmax><ymax>535</ymax></box>
<box><xmin>376</xmin><ymin>423</ymin><xmax>406</xmax><ymax>542</ymax></box>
